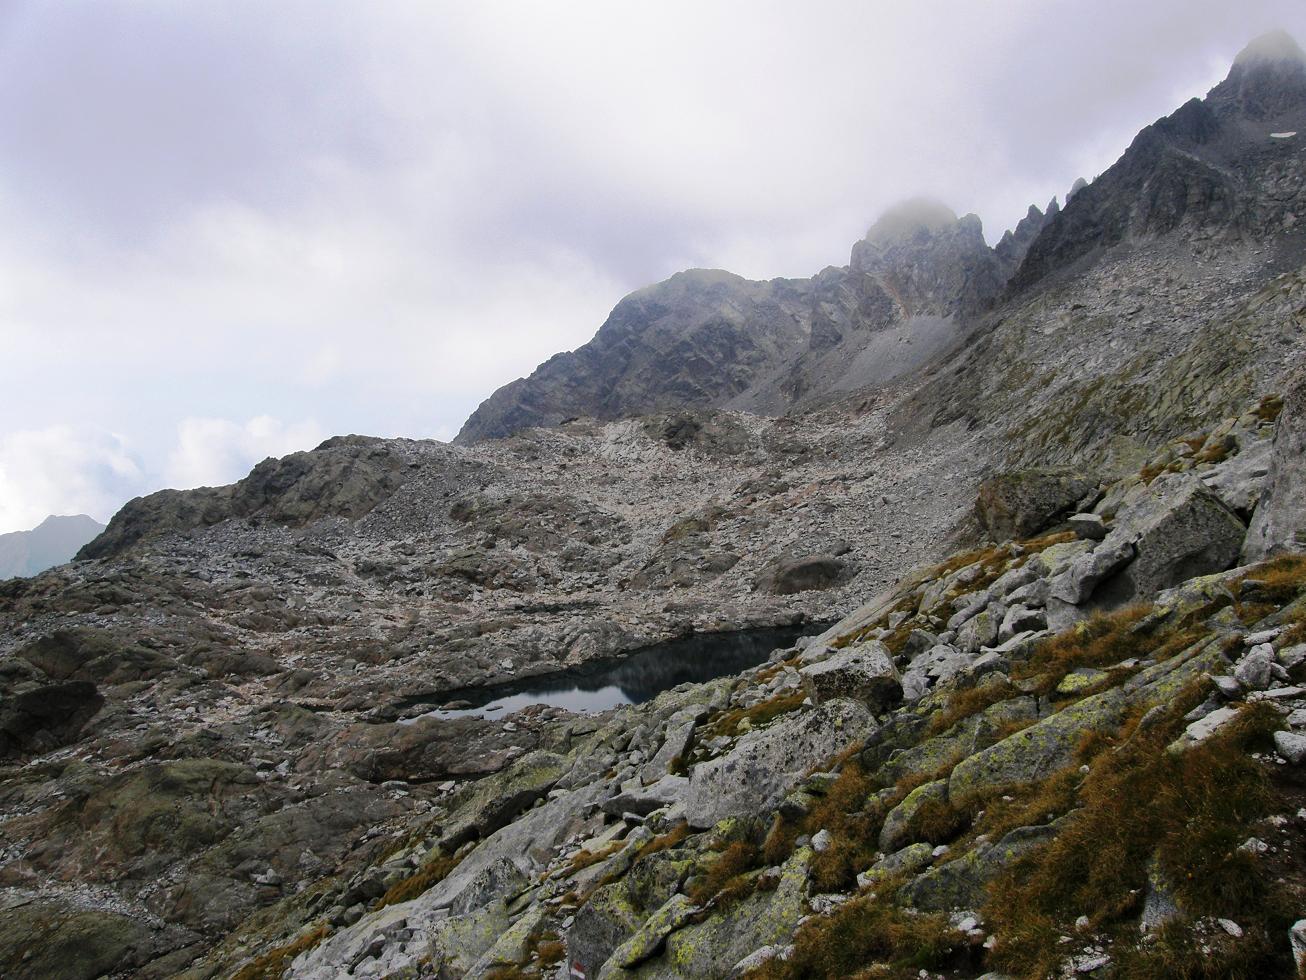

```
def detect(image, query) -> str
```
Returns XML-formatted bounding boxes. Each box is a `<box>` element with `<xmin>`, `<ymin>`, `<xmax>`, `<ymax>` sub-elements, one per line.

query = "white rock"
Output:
<box><xmin>1275</xmin><ymin>730</ymin><xmax>1306</xmax><ymax>765</ymax></box>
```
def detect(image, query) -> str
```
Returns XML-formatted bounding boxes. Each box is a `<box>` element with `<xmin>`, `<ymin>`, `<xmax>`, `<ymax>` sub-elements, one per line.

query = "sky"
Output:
<box><xmin>1</xmin><ymin>1</ymin><xmax>1305</xmax><ymax>533</ymax></box>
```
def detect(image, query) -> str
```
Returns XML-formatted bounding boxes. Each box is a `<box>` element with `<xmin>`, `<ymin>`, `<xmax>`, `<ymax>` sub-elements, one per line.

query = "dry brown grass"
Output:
<box><xmin>635</xmin><ymin>822</ymin><xmax>690</xmax><ymax>861</ymax></box>
<box><xmin>231</xmin><ymin>924</ymin><xmax>331</xmax><ymax>980</ymax></box>
<box><xmin>746</xmin><ymin>884</ymin><xmax>964</xmax><ymax>979</ymax></box>
<box><xmin>926</xmin><ymin>677</ymin><xmax>1018</xmax><ymax>736</ymax></box>
<box><xmin>984</xmin><ymin>699</ymin><xmax>1287</xmax><ymax>979</ymax></box>
<box><xmin>1253</xmin><ymin>394</ymin><xmax>1284</xmax><ymax>424</ymax></box>
<box><xmin>706</xmin><ymin>690</ymin><xmax>806</xmax><ymax>739</ymax></box>
<box><xmin>688</xmin><ymin>841</ymin><xmax>760</xmax><ymax>906</ymax></box>
<box><xmin>1012</xmin><ymin>603</ymin><xmax>1168</xmax><ymax>695</ymax></box>
<box><xmin>378</xmin><ymin>850</ymin><xmax>464</xmax><ymax>908</ymax></box>
<box><xmin>563</xmin><ymin>839</ymin><xmax>625</xmax><ymax>876</ymax></box>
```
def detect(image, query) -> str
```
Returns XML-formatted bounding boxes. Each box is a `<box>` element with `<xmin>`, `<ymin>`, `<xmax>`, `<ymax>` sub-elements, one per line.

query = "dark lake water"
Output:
<box><xmin>414</xmin><ymin>623</ymin><xmax>823</xmax><ymax>721</ymax></box>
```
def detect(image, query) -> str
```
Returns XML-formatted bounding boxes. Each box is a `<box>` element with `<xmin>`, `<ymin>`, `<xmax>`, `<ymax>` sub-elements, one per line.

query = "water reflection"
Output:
<box><xmin>418</xmin><ymin>624</ymin><xmax>821</xmax><ymax>721</ymax></box>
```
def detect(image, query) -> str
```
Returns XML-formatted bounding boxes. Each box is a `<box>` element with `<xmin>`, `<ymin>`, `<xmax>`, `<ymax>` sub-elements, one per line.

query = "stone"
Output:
<box><xmin>1234</xmin><ymin>644</ymin><xmax>1276</xmax><ymax>691</ymax></box>
<box><xmin>603</xmin><ymin>893</ymin><xmax>699</xmax><ymax>971</ymax></box>
<box><xmin>1140</xmin><ymin>856</ymin><xmax>1182</xmax><ymax>933</ymax></box>
<box><xmin>799</xmin><ymin>642</ymin><xmax>902</xmax><ymax>712</ymax></box>
<box><xmin>684</xmin><ymin>699</ymin><xmax>871</xmax><ymax>828</ymax></box>
<box><xmin>899</xmin><ymin>822</ymin><xmax>1062</xmax><ymax>911</ymax></box>
<box><xmin>810</xmin><ymin>829</ymin><xmax>833</xmax><ymax>853</ymax></box>
<box><xmin>1275</xmin><ymin>730</ymin><xmax>1306</xmax><ymax>765</ymax></box>
<box><xmin>1279</xmin><ymin>644</ymin><xmax>1306</xmax><ymax>670</ymax></box>
<box><xmin>956</xmin><ymin>606</ymin><xmax>1004</xmax><ymax>652</ymax></box>
<box><xmin>1093</xmin><ymin>475</ymin><xmax>1247</xmax><ymax>606</ymax></box>
<box><xmin>1067</xmin><ymin>513</ymin><xmax>1108</xmax><ymax>541</ymax></box>
<box><xmin>975</xmin><ymin>468</ymin><xmax>1099</xmax><ymax>542</ymax></box>
<box><xmin>650</xmin><ymin>847</ymin><xmax>812</xmax><ymax>978</ymax></box>
<box><xmin>998</xmin><ymin>604</ymin><xmax>1046</xmax><ymax>642</ymax></box>
<box><xmin>754</xmin><ymin>555</ymin><xmax>857</xmax><ymax>595</ymax></box>
<box><xmin>603</xmin><ymin>776</ymin><xmax>690</xmax><ymax>818</ymax></box>
<box><xmin>1169</xmin><ymin>706</ymin><xmax>1242</xmax><ymax>754</ymax></box>
<box><xmin>1290</xmin><ymin>919</ymin><xmax>1306</xmax><ymax>976</ymax></box>
<box><xmin>880</xmin><ymin>779</ymin><xmax>950</xmax><ymax>853</ymax></box>
<box><xmin>1048</xmin><ymin>539</ymin><xmax>1135</xmax><ymax>605</ymax></box>
<box><xmin>857</xmin><ymin>842</ymin><xmax>936</xmax><ymax>889</ymax></box>
<box><xmin>1243</xmin><ymin>366</ymin><xmax>1306</xmax><ymax>562</ymax></box>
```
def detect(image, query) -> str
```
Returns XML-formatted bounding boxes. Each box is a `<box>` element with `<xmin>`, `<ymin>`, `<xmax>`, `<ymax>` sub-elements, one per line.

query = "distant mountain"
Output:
<box><xmin>0</xmin><ymin>514</ymin><xmax>105</xmax><ymax>578</ymax></box>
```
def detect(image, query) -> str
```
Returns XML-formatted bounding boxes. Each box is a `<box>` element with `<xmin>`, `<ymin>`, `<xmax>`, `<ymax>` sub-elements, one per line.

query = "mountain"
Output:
<box><xmin>455</xmin><ymin>199</ymin><xmax>1009</xmax><ymax>444</ymax></box>
<box><xmin>0</xmin><ymin>514</ymin><xmax>104</xmax><ymax>578</ymax></box>
<box><xmin>5</xmin><ymin>30</ymin><xmax>1306</xmax><ymax>980</ymax></box>
<box><xmin>458</xmin><ymin>31</ymin><xmax>1306</xmax><ymax>449</ymax></box>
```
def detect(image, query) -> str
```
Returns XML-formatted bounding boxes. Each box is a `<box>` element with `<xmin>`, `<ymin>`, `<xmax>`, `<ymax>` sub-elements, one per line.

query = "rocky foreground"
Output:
<box><xmin>143</xmin><ymin>376</ymin><xmax>1306</xmax><ymax>979</ymax></box>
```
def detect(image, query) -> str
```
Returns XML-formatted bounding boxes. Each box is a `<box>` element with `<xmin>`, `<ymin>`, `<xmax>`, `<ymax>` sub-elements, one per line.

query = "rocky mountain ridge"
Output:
<box><xmin>458</xmin><ymin>32</ymin><xmax>1306</xmax><ymax>450</ymax></box>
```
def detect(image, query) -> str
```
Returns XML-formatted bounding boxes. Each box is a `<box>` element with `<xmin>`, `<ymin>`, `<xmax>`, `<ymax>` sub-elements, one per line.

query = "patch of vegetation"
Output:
<box><xmin>747</xmin><ymin>886</ymin><xmax>965</xmax><ymax>979</ymax></box>
<box><xmin>926</xmin><ymin>677</ymin><xmax>1018</xmax><ymax>736</ymax></box>
<box><xmin>688</xmin><ymin>841</ymin><xmax>761</xmax><ymax>906</ymax></box>
<box><xmin>984</xmin><ymin>700</ymin><xmax>1289</xmax><ymax>979</ymax></box>
<box><xmin>706</xmin><ymin>690</ymin><xmax>807</xmax><ymax>739</ymax></box>
<box><xmin>563</xmin><ymin>839</ymin><xmax>625</xmax><ymax>876</ymax></box>
<box><xmin>1253</xmin><ymin>394</ymin><xmax>1284</xmax><ymax>424</ymax></box>
<box><xmin>1012</xmin><ymin>603</ymin><xmax>1184</xmax><ymax>696</ymax></box>
<box><xmin>1111</xmin><ymin>919</ymin><xmax>1282</xmax><ymax>979</ymax></box>
<box><xmin>231</xmin><ymin>923</ymin><xmax>331</xmax><ymax>980</ymax></box>
<box><xmin>635</xmin><ymin>822</ymin><xmax>690</xmax><ymax>861</ymax></box>
<box><xmin>1236</xmin><ymin>553</ymin><xmax>1306</xmax><ymax>607</ymax></box>
<box><xmin>378</xmin><ymin>850</ymin><xmax>464</xmax><ymax>908</ymax></box>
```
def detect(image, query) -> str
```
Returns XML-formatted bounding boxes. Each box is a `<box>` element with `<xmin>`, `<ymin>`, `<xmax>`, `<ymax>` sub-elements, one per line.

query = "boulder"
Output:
<box><xmin>879</xmin><ymin>779</ymin><xmax>950</xmax><ymax>853</ymax></box>
<box><xmin>799</xmin><ymin>642</ymin><xmax>902</xmax><ymax>711</ymax></box>
<box><xmin>975</xmin><ymin>468</ymin><xmax>1098</xmax><ymax>542</ymax></box>
<box><xmin>1092</xmin><ymin>474</ymin><xmax>1247</xmax><ymax>607</ymax></box>
<box><xmin>631</xmin><ymin>848</ymin><xmax>812</xmax><ymax>978</ymax></box>
<box><xmin>1243</xmin><ymin>368</ymin><xmax>1306</xmax><ymax>561</ymax></box>
<box><xmin>1234</xmin><ymin>645</ymin><xmax>1276</xmax><ymax>691</ymax></box>
<box><xmin>604</xmin><ymin>776</ymin><xmax>690</xmax><ymax>817</ymax></box>
<box><xmin>0</xmin><ymin>680</ymin><xmax>104</xmax><ymax>758</ymax></box>
<box><xmin>684</xmin><ymin>700</ymin><xmax>871</xmax><ymax>828</ymax></box>
<box><xmin>899</xmin><ymin>822</ymin><xmax>1062</xmax><ymax>911</ymax></box>
<box><xmin>754</xmin><ymin>555</ymin><xmax>857</xmax><ymax>595</ymax></box>
<box><xmin>1048</xmin><ymin>539</ymin><xmax>1135</xmax><ymax>604</ymax></box>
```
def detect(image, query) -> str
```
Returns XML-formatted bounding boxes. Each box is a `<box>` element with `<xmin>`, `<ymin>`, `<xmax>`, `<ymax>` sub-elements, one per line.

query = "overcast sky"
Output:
<box><xmin>2</xmin><ymin>1</ymin><xmax>1305</xmax><ymax>533</ymax></box>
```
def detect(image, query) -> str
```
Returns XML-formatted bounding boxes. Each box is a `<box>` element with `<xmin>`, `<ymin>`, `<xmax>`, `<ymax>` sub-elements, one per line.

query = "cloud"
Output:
<box><xmin>164</xmin><ymin>416</ymin><xmax>327</xmax><ymax>490</ymax></box>
<box><xmin>0</xmin><ymin>426</ymin><xmax>142</xmax><ymax>533</ymax></box>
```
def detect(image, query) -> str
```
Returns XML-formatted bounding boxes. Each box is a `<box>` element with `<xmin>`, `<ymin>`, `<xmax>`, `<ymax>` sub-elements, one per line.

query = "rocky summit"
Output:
<box><xmin>6</xmin><ymin>30</ymin><xmax>1306</xmax><ymax>980</ymax></box>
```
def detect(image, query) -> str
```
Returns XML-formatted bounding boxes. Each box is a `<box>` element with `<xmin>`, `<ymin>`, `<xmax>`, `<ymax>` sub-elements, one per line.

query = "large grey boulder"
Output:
<box><xmin>975</xmin><ymin>468</ymin><xmax>1098</xmax><ymax>542</ymax></box>
<box><xmin>1091</xmin><ymin>474</ymin><xmax>1247</xmax><ymax>607</ymax></box>
<box><xmin>1048</xmin><ymin>539</ymin><xmax>1135</xmax><ymax>604</ymax></box>
<box><xmin>684</xmin><ymin>699</ymin><xmax>872</xmax><ymax>828</ymax></box>
<box><xmin>799</xmin><ymin>642</ymin><xmax>902</xmax><ymax>711</ymax></box>
<box><xmin>1244</xmin><ymin>370</ymin><xmax>1306</xmax><ymax>561</ymax></box>
<box><xmin>754</xmin><ymin>554</ymin><xmax>857</xmax><ymax>595</ymax></box>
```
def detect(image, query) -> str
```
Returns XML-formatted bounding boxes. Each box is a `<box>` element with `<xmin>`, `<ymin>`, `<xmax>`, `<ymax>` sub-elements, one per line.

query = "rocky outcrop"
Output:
<box><xmin>1244</xmin><ymin>370</ymin><xmax>1306</xmax><ymax>561</ymax></box>
<box><xmin>78</xmin><ymin>436</ymin><xmax>423</xmax><ymax>559</ymax></box>
<box><xmin>975</xmin><ymin>467</ymin><xmax>1098</xmax><ymax>542</ymax></box>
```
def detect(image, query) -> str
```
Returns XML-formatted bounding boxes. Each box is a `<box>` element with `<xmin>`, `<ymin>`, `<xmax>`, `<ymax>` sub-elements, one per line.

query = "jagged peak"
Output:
<box><xmin>1234</xmin><ymin>29</ymin><xmax>1306</xmax><ymax>69</ymax></box>
<box><xmin>862</xmin><ymin>197</ymin><xmax>961</xmax><ymax>247</ymax></box>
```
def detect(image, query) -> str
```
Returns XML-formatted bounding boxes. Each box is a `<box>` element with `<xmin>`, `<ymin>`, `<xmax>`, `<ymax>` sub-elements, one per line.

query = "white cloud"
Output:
<box><xmin>164</xmin><ymin>416</ymin><xmax>327</xmax><ymax>490</ymax></box>
<box><xmin>0</xmin><ymin>426</ymin><xmax>143</xmax><ymax>533</ymax></box>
